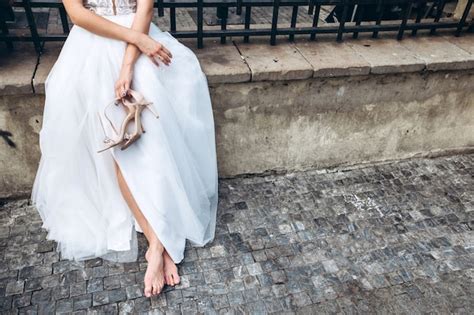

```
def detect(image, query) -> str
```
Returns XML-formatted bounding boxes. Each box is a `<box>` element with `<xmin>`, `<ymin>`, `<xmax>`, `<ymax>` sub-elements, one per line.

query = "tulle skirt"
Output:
<box><xmin>30</xmin><ymin>13</ymin><xmax>218</xmax><ymax>264</ymax></box>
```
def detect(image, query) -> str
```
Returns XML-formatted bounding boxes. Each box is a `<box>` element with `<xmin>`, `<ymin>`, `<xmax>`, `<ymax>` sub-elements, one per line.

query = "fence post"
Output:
<box><xmin>455</xmin><ymin>0</ymin><xmax>473</xmax><ymax>36</ymax></box>
<box><xmin>23</xmin><ymin>0</ymin><xmax>42</xmax><ymax>53</ymax></box>
<box><xmin>197</xmin><ymin>0</ymin><xmax>203</xmax><ymax>48</ymax></box>
<box><xmin>270</xmin><ymin>0</ymin><xmax>280</xmax><ymax>45</ymax></box>
<box><xmin>0</xmin><ymin>3</ymin><xmax>13</xmax><ymax>51</ymax></box>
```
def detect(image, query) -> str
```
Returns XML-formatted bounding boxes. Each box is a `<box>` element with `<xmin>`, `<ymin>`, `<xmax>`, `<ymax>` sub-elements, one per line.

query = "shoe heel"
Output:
<box><xmin>145</xmin><ymin>102</ymin><xmax>159</xmax><ymax>119</ymax></box>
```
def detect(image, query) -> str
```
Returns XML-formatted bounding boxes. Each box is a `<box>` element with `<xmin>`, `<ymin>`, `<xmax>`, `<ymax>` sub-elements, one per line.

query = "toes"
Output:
<box><xmin>144</xmin><ymin>284</ymin><xmax>152</xmax><ymax>297</ymax></box>
<box><xmin>173</xmin><ymin>273</ymin><xmax>180</xmax><ymax>285</ymax></box>
<box><xmin>164</xmin><ymin>274</ymin><xmax>171</xmax><ymax>285</ymax></box>
<box><xmin>168</xmin><ymin>274</ymin><xmax>175</xmax><ymax>286</ymax></box>
<box><xmin>152</xmin><ymin>283</ymin><xmax>159</xmax><ymax>296</ymax></box>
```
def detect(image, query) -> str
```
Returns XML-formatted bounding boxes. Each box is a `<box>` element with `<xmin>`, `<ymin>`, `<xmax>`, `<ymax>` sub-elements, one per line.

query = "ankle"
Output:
<box><xmin>148</xmin><ymin>242</ymin><xmax>164</xmax><ymax>254</ymax></box>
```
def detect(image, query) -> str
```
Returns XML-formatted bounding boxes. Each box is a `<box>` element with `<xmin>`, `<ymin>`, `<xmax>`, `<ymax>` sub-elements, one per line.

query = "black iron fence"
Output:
<box><xmin>0</xmin><ymin>0</ymin><xmax>473</xmax><ymax>53</ymax></box>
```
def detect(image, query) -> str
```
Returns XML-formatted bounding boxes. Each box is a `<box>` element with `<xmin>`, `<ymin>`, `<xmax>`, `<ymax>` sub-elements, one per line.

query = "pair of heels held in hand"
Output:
<box><xmin>97</xmin><ymin>89</ymin><xmax>159</xmax><ymax>153</ymax></box>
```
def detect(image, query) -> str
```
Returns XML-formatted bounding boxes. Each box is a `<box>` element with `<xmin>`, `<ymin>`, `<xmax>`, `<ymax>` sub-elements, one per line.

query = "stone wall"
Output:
<box><xmin>211</xmin><ymin>70</ymin><xmax>474</xmax><ymax>176</ymax></box>
<box><xmin>1</xmin><ymin>34</ymin><xmax>474</xmax><ymax>197</ymax></box>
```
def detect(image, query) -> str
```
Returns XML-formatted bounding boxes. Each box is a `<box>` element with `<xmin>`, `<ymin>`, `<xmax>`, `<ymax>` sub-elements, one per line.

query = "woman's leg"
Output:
<box><xmin>114</xmin><ymin>160</ymin><xmax>165</xmax><ymax>297</ymax></box>
<box><xmin>113</xmin><ymin>160</ymin><xmax>180</xmax><ymax>296</ymax></box>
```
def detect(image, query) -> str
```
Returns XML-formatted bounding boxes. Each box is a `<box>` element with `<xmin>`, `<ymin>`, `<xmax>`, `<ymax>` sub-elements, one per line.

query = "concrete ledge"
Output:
<box><xmin>1</xmin><ymin>34</ymin><xmax>474</xmax><ymax>197</ymax></box>
<box><xmin>295</xmin><ymin>40</ymin><xmax>371</xmax><ymax>78</ymax></box>
<box><xmin>188</xmin><ymin>41</ymin><xmax>251</xmax><ymax>85</ymax></box>
<box><xmin>2</xmin><ymin>34</ymin><xmax>474</xmax><ymax>93</ymax></box>
<box><xmin>0</xmin><ymin>44</ymin><xmax>37</xmax><ymax>95</ymax></box>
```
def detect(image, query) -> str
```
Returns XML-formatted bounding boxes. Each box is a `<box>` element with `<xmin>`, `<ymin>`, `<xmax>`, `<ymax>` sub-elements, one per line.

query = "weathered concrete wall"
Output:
<box><xmin>1</xmin><ymin>71</ymin><xmax>474</xmax><ymax>197</ymax></box>
<box><xmin>211</xmin><ymin>70</ymin><xmax>474</xmax><ymax>176</ymax></box>
<box><xmin>0</xmin><ymin>94</ymin><xmax>44</xmax><ymax>197</ymax></box>
<box><xmin>1</xmin><ymin>36</ymin><xmax>474</xmax><ymax>197</ymax></box>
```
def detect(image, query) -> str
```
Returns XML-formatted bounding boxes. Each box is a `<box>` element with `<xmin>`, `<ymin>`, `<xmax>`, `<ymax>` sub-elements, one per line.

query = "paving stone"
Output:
<box><xmin>72</xmin><ymin>293</ymin><xmax>91</xmax><ymax>311</ymax></box>
<box><xmin>103</xmin><ymin>275</ymin><xmax>121</xmax><ymax>290</ymax></box>
<box><xmin>118</xmin><ymin>300</ymin><xmax>135</xmax><ymax>313</ymax></box>
<box><xmin>69</xmin><ymin>282</ymin><xmax>87</xmax><ymax>298</ymax></box>
<box><xmin>5</xmin><ymin>281</ymin><xmax>24</xmax><ymax>296</ymax></box>
<box><xmin>19</xmin><ymin>265</ymin><xmax>52</xmax><ymax>280</ymax></box>
<box><xmin>55</xmin><ymin>299</ymin><xmax>73</xmax><ymax>313</ymax></box>
<box><xmin>91</xmin><ymin>291</ymin><xmax>109</xmax><ymax>307</ymax></box>
<box><xmin>2</xmin><ymin>154</ymin><xmax>474</xmax><ymax>313</ymax></box>
<box><xmin>12</xmin><ymin>292</ymin><xmax>31</xmax><ymax>309</ymax></box>
<box><xmin>107</xmin><ymin>288</ymin><xmax>127</xmax><ymax>304</ymax></box>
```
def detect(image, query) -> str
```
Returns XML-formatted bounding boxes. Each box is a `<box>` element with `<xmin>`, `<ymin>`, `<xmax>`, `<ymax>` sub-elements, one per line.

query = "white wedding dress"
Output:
<box><xmin>31</xmin><ymin>0</ymin><xmax>218</xmax><ymax>264</ymax></box>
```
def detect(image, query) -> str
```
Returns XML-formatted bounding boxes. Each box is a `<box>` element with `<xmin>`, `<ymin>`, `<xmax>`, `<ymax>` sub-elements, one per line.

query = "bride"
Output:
<box><xmin>31</xmin><ymin>0</ymin><xmax>218</xmax><ymax>297</ymax></box>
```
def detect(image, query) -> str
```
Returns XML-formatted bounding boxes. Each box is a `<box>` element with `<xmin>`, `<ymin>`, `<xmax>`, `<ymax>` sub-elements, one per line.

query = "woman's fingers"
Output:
<box><xmin>123</xmin><ymin>81</ymin><xmax>130</xmax><ymax>95</ymax></box>
<box><xmin>160</xmin><ymin>51</ymin><xmax>171</xmax><ymax>65</ymax></box>
<box><xmin>153</xmin><ymin>43</ymin><xmax>172</xmax><ymax>65</ymax></box>
<box><xmin>162</xmin><ymin>46</ymin><xmax>172</xmax><ymax>58</ymax></box>
<box><xmin>114</xmin><ymin>80</ymin><xmax>130</xmax><ymax>100</ymax></box>
<box><xmin>155</xmin><ymin>49</ymin><xmax>171</xmax><ymax>65</ymax></box>
<box><xmin>122</xmin><ymin>83</ymin><xmax>129</xmax><ymax>97</ymax></box>
<box><xmin>114</xmin><ymin>84</ymin><xmax>121</xmax><ymax>100</ymax></box>
<box><xmin>149</xmin><ymin>55</ymin><xmax>160</xmax><ymax>67</ymax></box>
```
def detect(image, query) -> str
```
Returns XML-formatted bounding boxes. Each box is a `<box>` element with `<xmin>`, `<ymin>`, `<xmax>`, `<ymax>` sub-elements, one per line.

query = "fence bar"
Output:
<box><xmin>237</xmin><ymin>0</ymin><xmax>243</xmax><ymax>15</ymax></box>
<box><xmin>455</xmin><ymin>0</ymin><xmax>473</xmax><ymax>36</ymax></box>
<box><xmin>58</xmin><ymin>6</ymin><xmax>70</xmax><ymax>34</ymax></box>
<box><xmin>270</xmin><ymin>0</ymin><xmax>281</xmax><ymax>45</ymax></box>
<box><xmin>289</xmin><ymin>5</ymin><xmax>298</xmax><ymax>41</ymax></box>
<box><xmin>197</xmin><ymin>0</ymin><xmax>203</xmax><ymax>48</ymax></box>
<box><xmin>170</xmin><ymin>7</ymin><xmax>176</xmax><ymax>32</ymax></box>
<box><xmin>337</xmin><ymin>2</ymin><xmax>349</xmax><ymax>42</ymax></box>
<box><xmin>0</xmin><ymin>14</ymin><xmax>13</xmax><ymax>51</ymax></box>
<box><xmin>372</xmin><ymin>0</ymin><xmax>384</xmax><ymax>38</ymax></box>
<box><xmin>157</xmin><ymin>0</ymin><xmax>164</xmax><ymax>16</ymax></box>
<box><xmin>397</xmin><ymin>0</ymin><xmax>413</xmax><ymax>40</ymax></box>
<box><xmin>430</xmin><ymin>0</ymin><xmax>446</xmax><ymax>34</ymax></box>
<box><xmin>411</xmin><ymin>0</ymin><xmax>425</xmax><ymax>36</ymax></box>
<box><xmin>310</xmin><ymin>4</ymin><xmax>320</xmax><ymax>40</ymax></box>
<box><xmin>3</xmin><ymin>0</ymin><xmax>474</xmax><ymax>52</ymax></box>
<box><xmin>353</xmin><ymin>4</ymin><xmax>365</xmax><ymax>39</ymax></box>
<box><xmin>217</xmin><ymin>6</ymin><xmax>228</xmax><ymax>44</ymax></box>
<box><xmin>22</xmin><ymin>0</ymin><xmax>42</xmax><ymax>53</ymax></box>
<box><xmin>308</xmin><ymin>0</ymin><xmax>314</xmax><ymax>14</ymax></box>
<box><xmin>244</xmin><ymin>5</ymin><xmax>252</xmax><ymax>42</ymax></box>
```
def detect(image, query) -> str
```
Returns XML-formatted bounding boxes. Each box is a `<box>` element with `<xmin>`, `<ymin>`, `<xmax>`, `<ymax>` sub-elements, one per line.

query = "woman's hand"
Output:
<box><xmin>135</xmin><ymin>33</ymin><xmax>173</xmax><ymax>67</ymax></box>
<box><xmin>115</xmin><ymin>65</ymin><xmax>134</xmax><ymax>99</ymax></box>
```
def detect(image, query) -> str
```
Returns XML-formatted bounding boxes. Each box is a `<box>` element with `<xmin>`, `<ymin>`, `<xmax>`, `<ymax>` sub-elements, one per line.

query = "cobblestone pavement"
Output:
<box><xmin>1</xmin><ymin>154</ymin><xmax>473</xmax><ymax>314</ymax></box>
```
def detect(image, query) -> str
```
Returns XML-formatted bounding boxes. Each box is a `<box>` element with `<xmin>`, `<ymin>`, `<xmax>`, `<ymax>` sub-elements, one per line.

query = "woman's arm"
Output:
<box><xmin>63</xmin><ymin>0</ymin><xmax>139</xmax><ymax>44</ymax></box>
<box><xmin>62</xmin><ymin>0</ymin><xmax>171</xmax><ymax>59</ymax></box>
<box><xmin>114</xmin><ymin>0</ymin><xmax>173</xmax><ymax>98</ymax></box>
<box><xmin>122</xmin><ymin>0</ymin><xmax>171</xmax><ymax>69</ymax></box>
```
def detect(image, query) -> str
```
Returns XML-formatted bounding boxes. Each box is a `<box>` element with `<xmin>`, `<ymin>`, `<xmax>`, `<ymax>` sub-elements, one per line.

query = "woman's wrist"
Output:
<box><xmin>120</xmin><ymin>62</ymin><xmax>134</xmax><ymax>74</ymax></box>
<box><xmin>126</xmin><ymin>29</ymin><xmax>142</xmax><ymax>46</ymax></box>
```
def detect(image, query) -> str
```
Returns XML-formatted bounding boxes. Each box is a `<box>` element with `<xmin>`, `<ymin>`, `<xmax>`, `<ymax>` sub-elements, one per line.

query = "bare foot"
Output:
<box><xmin>144</xmin><ymin>245</ymin><xmax>165</xmax><ymax>297</ymax></box>
<box><xmin>163</xmin><ymin>250</ymin><xmax>180</xmax><ymax>286</ymax></box>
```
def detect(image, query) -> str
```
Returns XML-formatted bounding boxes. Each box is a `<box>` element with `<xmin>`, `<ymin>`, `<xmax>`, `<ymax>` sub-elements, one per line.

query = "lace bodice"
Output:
<box><xmin>83</xmin><ymin>0</ymin><xmax>137</xmax><ymax>16</ymax></box>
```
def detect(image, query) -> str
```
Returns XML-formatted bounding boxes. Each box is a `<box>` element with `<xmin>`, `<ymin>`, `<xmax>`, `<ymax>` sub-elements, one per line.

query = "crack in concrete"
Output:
<box><xmin>232</xmin><ymin>40</ymin><xmax>253</xmax><ymax>82</ymax></box>
<box><xmin>30</xmin><ymin>44</ymin><xmax>44</xmax><ymax>94</ymax></box>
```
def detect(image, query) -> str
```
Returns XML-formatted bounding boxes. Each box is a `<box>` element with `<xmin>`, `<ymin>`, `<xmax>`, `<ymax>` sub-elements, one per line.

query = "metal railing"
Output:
<box><xmin>0</xmin><ymin>0</ymin><xmax>473</xmax><ymax>53</ymax></box>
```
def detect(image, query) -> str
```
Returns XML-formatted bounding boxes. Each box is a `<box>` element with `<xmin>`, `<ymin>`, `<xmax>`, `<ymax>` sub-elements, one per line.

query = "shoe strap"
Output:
<box><xmin>102</xmin><ymin>97</ymin><xmax>121</xmax><ymax>136</ymax></box>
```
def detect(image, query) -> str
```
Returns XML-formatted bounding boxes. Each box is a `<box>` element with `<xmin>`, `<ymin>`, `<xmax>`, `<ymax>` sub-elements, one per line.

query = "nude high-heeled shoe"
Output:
<box><xmin>97</xmin><ymin>90</ymin><xmax>159</xmax><ymax>153</ymax></box>
<box><xmin>120</xmin><ymin>89</ymin><xmax>159</xmax><ymax>151</ymax></box>
<box><xmin>97</xmin><ymin>97</ymin><xmax>134</xmax><ymax>153</ymax></box>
